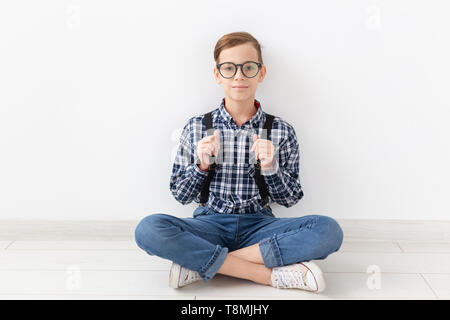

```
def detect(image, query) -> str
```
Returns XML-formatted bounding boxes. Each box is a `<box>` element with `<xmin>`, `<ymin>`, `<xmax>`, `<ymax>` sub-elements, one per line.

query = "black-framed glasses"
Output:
<box><xmin>216</xmin><ymin>61</ymin><xmax>262</xmax><ymax>79</ymax></box>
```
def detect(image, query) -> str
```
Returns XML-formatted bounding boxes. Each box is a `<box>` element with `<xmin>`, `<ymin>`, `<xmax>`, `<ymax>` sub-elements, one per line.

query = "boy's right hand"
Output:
<box><xmin>196</xmin><ymin>129</ymin><xmax>220</xmax><ymax>171</ymax></box>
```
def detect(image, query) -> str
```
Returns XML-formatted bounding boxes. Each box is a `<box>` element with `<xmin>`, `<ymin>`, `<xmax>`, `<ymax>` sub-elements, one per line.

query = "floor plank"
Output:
<box><xmin>0</xmin><ymin>268</ymin><xmax>437</xmax><ymax>299</ymax></box>
<box><xmin>421</xmin><ymin>274</ymin><xmax>450</xmax><ymax>299</ymax></box>
<box><xmin>181</xmin><ymin>273</ymin><xmax>436</xmax><ymax>299</ymax></box>
<box><xmin>397</xmin><ymin>241</ymin><xmax>450</xmax><ymax>253</ymax></box>
<box><xmin>7</xmin><ymin>240</ymin><xmax>139</xmax><ymax>250</ymax></box>
<box><xmin>0</xmin><ymin>270</ymin><xmax>191</xmax><ymax>296</ymax></box>
<box><xmin>339</xmin><ymin>240</ymin><xmax>402</xmax><ymax>253</ymax></box>
<box><xmin>6</xmin><ymin>239</ymin><xmax>405</xmax><ymax>253</ymax></box>
<box><xmin>315</xmin><ymin>252</ymin><xmax>450</xmax><ymax>274</ymax></box>
<box><xmin>0</xmin><ymin>250</ymin><xmax>170</xmax><ymax>270</ymax></box>
<box><xmin>0</xmin><ymin>241</ymin><xmax>12</xmax><ymax>250</ymax></box>
<box><xmin>2</xmin><ymin>249</ymin><xmax>450</xmax><ymax>274</ymax></box>
<box><xmin>338</xmin><ymin>220</ymin><xmax>450</xmax><ymax>242</ymax></box>
<box><xmin>1</xmin><ymin>222</ymin><xmax>449</xmax><ymax>300</ymax></box>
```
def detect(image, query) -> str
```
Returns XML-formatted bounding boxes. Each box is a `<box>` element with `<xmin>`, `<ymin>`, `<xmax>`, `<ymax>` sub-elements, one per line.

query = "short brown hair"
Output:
<box><xmin>214</xmin><ymin>31</ymin><xmax>264</xmax><ymax>65</ymax></box>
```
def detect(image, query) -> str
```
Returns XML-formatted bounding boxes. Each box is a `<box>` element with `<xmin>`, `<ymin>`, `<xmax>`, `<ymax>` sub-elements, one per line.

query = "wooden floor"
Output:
<box><xmin>0</xmin><ymin>219</ymin><xmax>449</xmax><ymax>300</ymax></box>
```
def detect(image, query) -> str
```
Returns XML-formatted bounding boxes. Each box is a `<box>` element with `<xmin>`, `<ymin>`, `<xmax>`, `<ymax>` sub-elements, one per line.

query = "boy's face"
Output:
<box><xmin>214</xmin><ymin>43</ymin><xmax>266</xmax><ymax>103</ymax></box>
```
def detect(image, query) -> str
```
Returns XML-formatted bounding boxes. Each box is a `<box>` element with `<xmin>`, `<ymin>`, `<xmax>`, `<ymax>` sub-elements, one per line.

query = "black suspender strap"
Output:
<box><xmin>199</xmin><ymin>111</ymin><xmax>216</xmax><ymax>206</ymax></box>
<box><xmin>198</xmin><ymin>111</ymin><xmax>275</xmax><ymax>209</ymax></box>
<box><xmin>253</xmin><ymin>113</ymin><xmax>275</xmax><ymax>207</ymax></box>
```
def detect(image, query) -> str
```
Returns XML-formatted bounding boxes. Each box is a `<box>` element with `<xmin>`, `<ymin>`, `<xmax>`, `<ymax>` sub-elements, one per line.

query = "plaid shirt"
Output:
<box><xmin>169</xmin><ymin>98</ymin><xmax>304</xmax><ymax>214</ymax></box>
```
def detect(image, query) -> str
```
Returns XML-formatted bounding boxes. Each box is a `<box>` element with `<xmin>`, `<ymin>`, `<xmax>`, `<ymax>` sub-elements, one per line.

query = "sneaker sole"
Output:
<box><xmin>169</xmin><ymin>262</ymin><xmax>181</xmax><ymax>289</ymax></box>
<box><xmin>299</xmin><ymin>261</ymin><xmax>326</xmax><ymax>293</ymax></box>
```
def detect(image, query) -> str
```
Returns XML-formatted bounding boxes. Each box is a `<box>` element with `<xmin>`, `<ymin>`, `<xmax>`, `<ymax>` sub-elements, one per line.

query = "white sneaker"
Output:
<box><xmin>271</xmin><ymin>261</ymin><xmax>326</xmax><ymax>293</ymax></box>
<box><xmin>169</xmin><ymin>262</ymin><xmax>203</xmax><ymax>288</ymax></box>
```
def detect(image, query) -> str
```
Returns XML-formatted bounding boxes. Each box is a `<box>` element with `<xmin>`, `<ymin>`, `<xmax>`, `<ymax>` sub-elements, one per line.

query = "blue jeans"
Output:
<box><xmin>134</xmin><ymin>206</ymin><xmax>343</xmax><ymax>282</ymax></box>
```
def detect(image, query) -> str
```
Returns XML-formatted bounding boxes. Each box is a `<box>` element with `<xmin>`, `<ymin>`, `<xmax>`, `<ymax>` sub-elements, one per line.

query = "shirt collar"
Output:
<box><xmin>217</xmin><ymin>97</ymin><xmax>265</xmax><ymax>129</ymax></box>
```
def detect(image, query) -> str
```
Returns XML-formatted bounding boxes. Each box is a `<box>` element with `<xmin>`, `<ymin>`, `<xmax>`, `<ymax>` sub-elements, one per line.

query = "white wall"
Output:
<box><xmin>0</xmin><ymin>0</ymin><xmax>449</xmax><ymax>220</ymax></box>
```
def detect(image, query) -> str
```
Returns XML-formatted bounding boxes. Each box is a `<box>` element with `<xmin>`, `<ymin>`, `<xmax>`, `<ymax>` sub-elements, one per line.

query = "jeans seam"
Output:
<box><xmin>259</xmin><ymin>234</ymin><xmax>284</xmax><ymax>268</ymax></box>
<box><xmin>179</xmin><ymin>221</ymin><xmax>226</xmax><ymax>238</ymax></box>
<box><xmin>233</xmin><ymin>214</ymin><xmax>241</xmax><ymax>250</ymax></box>
<box><xmin>270</xmin><ymin>235</ymin><xmax>283</xmax><ymax>266</ymax></box>
<box><xmin>258</xmin><ymin>218</ymin><xmax>319</xmax><ymax>268</ymax></box>
<box><xmin>199</xmin><ymin>244</ymin><xmax>228</xmax><ymax>281</ymax></box>
<box><xmin>199</xmin><ymin>245</ymin><xmax>221</xmax><ymax>274</ymax></box>
<box><xmin>260</xmin><ymin>217</ymin><xmax>318</xmax><ymax>241</ymax></box>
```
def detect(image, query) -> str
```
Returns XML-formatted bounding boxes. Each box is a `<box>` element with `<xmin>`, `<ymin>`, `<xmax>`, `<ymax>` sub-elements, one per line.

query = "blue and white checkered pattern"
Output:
<box><xmin>169</xmin><ymin>98</ymin><xmax>304</xmax><ymax>214</ymax></box>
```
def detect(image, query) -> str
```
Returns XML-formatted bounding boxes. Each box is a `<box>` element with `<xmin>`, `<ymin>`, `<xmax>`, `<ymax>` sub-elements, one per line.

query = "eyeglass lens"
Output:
<box><xmin>219</xmin><ymin>62</ymin><xmax>259</xmax><ymax>78</ymax></box>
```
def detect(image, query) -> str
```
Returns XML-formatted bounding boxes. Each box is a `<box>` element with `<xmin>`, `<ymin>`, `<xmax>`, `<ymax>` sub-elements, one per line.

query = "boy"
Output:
<box><xmin>135</xmin><ymin>32</ymin><xmax>343</xmax><ymax>293</ymax></box>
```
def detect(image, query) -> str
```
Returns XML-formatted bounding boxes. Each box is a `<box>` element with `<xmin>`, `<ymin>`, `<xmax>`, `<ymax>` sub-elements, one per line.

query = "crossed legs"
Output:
<box><xmin>217</xmin><ymin>214</ymin><xmax>344</xmax><ymax>286</ymax></box>
<box><xmin>135</xmin><ymin>213</ymin><xmax>343</xmax><ymax>286</ymax></box>
<box><xmin>217</xmin><ymin>244</ymin><xmax>272</xmax><ymax>285</ymax></box>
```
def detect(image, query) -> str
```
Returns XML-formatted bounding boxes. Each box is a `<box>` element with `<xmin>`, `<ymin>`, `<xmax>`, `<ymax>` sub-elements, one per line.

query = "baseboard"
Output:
<box><xmin>338</xmin><ymin>219</ymin><xmax>450</xmax><ymax>242</ymax></box>
<box><xmin>0</xmin><ymin>219</ymin><xmax>449</xmax><ymax>241</ymax></box>
<box><xmin>0</xmin><ymin>220</ymin><xmax>138</xmax><ymax>241</ymax></box>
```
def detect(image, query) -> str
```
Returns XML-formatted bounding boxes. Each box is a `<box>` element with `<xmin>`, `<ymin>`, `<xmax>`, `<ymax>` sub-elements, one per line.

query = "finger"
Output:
<box><xmin>267</xmin><ymin>142</ymin><xmax>274</xmax><ymax>157</ymax></box>
<box><xmin>201</xmin><ymin>144</ymin><xmax>213</xmax><ymax>156</ymax></box>
<box><xmin>214</xmin><ymin>141</ymin><xmax>220</xmax><ymax>155</ymax></box>
<box><xmin>206</xmin><ymin>143</ymin><xmax>215</xmax><ymax>156</ymax></box>
<box><xmin>250</xmin><ymin>138</ymin><xmax>258</xmax><ymax>153</ymax></box>
<box><xmin>269</xmin><ymin>144</ymin><xmax>274</xmax><ymax>157</ymax></box>
<box><xmin>213</xmin><ymin>131</ymin><xmax>220</xmax><ymax>149</ymax></box>
<box><xmin>206</xmin><ymin>139</ymin><xmax>218</xmax><ymax>153</ymax></box>
<box><xmin>203</xmin><ymin>135</ymin><xmax>216</xmax><ymax>143</ymax></box>
<box><xmin>208</xmin><ymin>130</ymin><xmax>219</xmax><ymax>141</ymax></box>
<box><xmin>214</xmin><ymin>130</ymin><xmax>220</xmax><ymax>141</ymax></box>
<box><xmin>258</xmin><ymin>141</ymin><xmax>272</xmax><ymax>152</ymax></box>
<box><xmin>259</xmin><ymin>153</ymin><xmax>273</xmax><ymax>165</ymax></box>
<box><xmin>200</xmin><ymin>149</ymin><xmax>211</xmax><ymax>164</ymax></box>
<box><xmin>205</xmin><ymin>132</ymin><xmax>218</xmax><ymax>141</ymax></box>
<box><xmin>259</xmin><ymin>145</ymin><xmax>271</xmax><ymax>156</ymax></box>
<box><xmin>266</xmin><ymin>140</ymin><xmax>273</xmax><ymax>153</ymax></box>
<box><xmin>251</xmin><ymin>134</ymin><xmax>258</xmax><ymax>152</ymax></box>
<box><xmin>259</xmin><ymin>151</ymin><xmax>271</xmax><ymax>160</ymax></box>
<box><xmin>199</xmin><ymin>141</ymin><xmax>210</xmax><ymax>151</ymax></box>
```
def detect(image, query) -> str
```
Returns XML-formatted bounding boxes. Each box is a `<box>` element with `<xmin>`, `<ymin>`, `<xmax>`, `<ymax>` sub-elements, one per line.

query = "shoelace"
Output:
<box><xmin>273</xmin><ymin>268</ymin><xmax>306</xmax><ymax>289</ymax></box>
<box><xmin>183</xmin><ymin>269</ymin><xmax>201</xmax><ymax>285</ymax></box>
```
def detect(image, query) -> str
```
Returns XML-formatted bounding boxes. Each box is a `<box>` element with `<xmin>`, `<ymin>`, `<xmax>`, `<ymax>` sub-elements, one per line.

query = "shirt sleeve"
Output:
<box><xmin>261</xmin><ymin>125</ymin><xmax>304</xmax><ymax>207</ymax></box>
<box><xmin>169</xmin><ymin>120</ymin><xmax>209</xmax><ymax>205</ymax></box>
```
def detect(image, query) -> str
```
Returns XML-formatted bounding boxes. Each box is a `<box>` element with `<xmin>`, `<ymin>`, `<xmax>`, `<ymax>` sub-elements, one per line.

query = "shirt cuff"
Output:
<box><xmin>260</xmin><ymin>156</ymin><xmax>279</xmax><ymax>176</ymax></box>
<box><xmin>261</xmin><ymin>157</ymin><xmax>284</xmax><ymax>189</ymax></box>
<box><xmin>193</xmin><ymin>163</ymin><xmax>210</xmax><ymax>177</ymax></box>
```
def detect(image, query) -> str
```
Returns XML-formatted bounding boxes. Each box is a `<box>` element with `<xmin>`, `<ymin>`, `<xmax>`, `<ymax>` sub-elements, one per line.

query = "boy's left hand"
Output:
<box><xmin>251</xmin><ymin>134</ymin><xmax>276</xmax><ymax>170</ymax></box>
